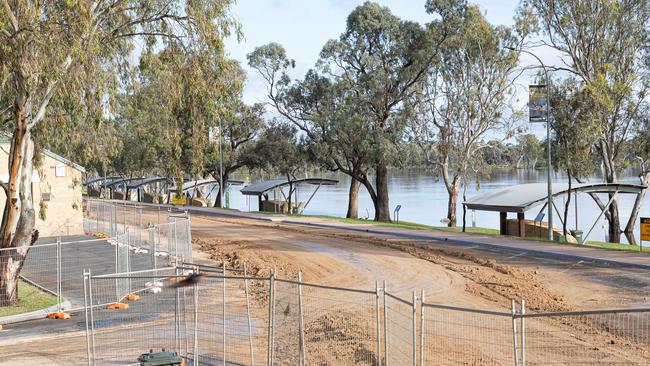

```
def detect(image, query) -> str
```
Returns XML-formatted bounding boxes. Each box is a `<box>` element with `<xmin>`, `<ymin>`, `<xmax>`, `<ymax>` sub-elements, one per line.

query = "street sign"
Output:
<box><xmin>641</xmin><ymin>217</ymin><xmax>650</xmax><ymax>241</ymax></box>
<box><xmin>529</xmin><ymin>85</ymin><xmax>548</xmax><ymax>123</ymax></box>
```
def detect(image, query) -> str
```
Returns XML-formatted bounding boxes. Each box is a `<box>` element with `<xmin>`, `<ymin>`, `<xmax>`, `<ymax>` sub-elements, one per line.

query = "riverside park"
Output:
<box><xmin>1</xmin><ymin>0</ymin><xmax>649</xmax><ymax>365</ymax></box>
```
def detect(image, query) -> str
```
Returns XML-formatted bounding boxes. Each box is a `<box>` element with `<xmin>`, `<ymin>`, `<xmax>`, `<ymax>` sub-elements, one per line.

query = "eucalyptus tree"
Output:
<box><xmin>0</xmin><ymin>0</ymin><xmax>238</xmax><ymax>305</ymax></box>
<box><xmin>550</xmin><ymin>78</ymin><xmax>601</xmax><ymax>238</ymax></box>
<box><xmin>205</xmin><ymin>101</ymin><xmax>265</xmax><ymax>208</ymax></box>
<box><xmin>245</xmin><ymin>44</ymin><xmax>374</xmax><ymax>218</ymax></box>
<box><xmin>409</xmin><ymin>4</ymin><xmax>527</xmax><ymax>227</ymax></box>
<box><xmin>525</xmin><ymin>0</ymin><xmax>649</xmax><ymax>242</ymax></box>
<box><xmin>250</xmin><ymin>121</ymin><xmax>307</xmax><ymax>212</ymax></box>
<box><xmin>250</xmin><ymin>2</ymin><xmax>458</xmax><ymax>222</ymax></box>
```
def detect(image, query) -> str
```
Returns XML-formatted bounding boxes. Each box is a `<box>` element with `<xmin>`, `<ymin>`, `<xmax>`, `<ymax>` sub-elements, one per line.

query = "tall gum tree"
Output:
<box><xmin>313</xmin><ymin>1</ymin><xmax>450</xmax><ymax>222</ymax></box>
<box><xmin>409</xmin><ymin>4</ymin><xmax>528</xmax><ymax>227</ymax></box>
<box><xmin>246</xmin><ymin>44</ymin><xmax>373</xmax><ymax>219</ymax></box>
<box><xmin>525</xmin><ymin>0</ymin><xmax>649</xmax><ymax>243</ymax></box>
<box><xmin>0</xmin><ymin>0</ymin><xmax>238</xmax><ymax>305</ymax></box>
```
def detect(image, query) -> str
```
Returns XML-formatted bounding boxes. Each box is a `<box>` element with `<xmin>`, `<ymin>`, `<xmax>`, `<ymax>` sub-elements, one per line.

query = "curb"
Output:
<box><xmin>0</xmin><ymin>300</ymin><xmax>72</xmax><ymax>325</ymax></box>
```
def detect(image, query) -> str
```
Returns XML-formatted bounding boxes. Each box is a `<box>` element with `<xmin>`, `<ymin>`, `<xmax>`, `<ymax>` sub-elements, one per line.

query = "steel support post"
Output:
<box><xmin>244</xmin><ymin>264</ymin><xmax>255</xmax><ymax>366</ymax></box>
<box><xmin>223</xmin><ymin>262</ymin><xmax>227</xmax><ymax>366</ymax></box>
<box><xmin>298</xmin><ymin>272</ymin><xmax>305</xmax><ymax>366</ymax></box>
<box><xmin>511</xmin><ymin>299</ymin><xmax>519</xmax><ymax>366</ymax></box>
<box><xmin>375</xmin><ymin>281</ymin><xmax>382</xmax><ymax>366</ymax></box>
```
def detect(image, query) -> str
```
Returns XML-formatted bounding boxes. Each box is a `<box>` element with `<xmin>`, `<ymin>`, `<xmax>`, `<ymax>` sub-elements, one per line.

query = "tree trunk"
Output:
<box><xmin>447</xmin><ymin>176</ymin><xmax>461</xmax><ymax>227</ymax></box>
<box><xmin>374</xmin><ymin>162</ymin><xmax>391</xmax><ymax>222</ymax></box>
<box><xmin>1</xmin><ymin>119</ymin><xmax>37</xmax><ymax>306</ymax></box>
<box><xmin>600</xmin><ymin>143</ymin><xmax>621</xmax><ymax>243</ymax></box>
<box><xmin>346</xmin><ymin>178</ymin><xmax>361</xmax><ymax>219</ymax></box>
<box><xmin>563</xmin><ymin>173</ymin><xmax>572</xmax><ymax>238</ymax></box>
<box><xmin>213</xmin><ymin>171</ymin><xmax>229</xmax><ymax>208</ymax></box>
<box><xmin>608</xmin><ymin>198</ymin><xmax>621</xmax><ymax>243</ymax></box>
<box><xmin>624</xmin><ymin>171</ymin><xmax>650</xmax><ymax>240</ymax></box>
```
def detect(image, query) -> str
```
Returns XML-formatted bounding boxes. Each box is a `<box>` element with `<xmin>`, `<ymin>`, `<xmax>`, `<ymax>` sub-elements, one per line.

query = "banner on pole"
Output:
<box><xmin>208</xmin><ymin>126</ymin><xmax>219</xmax><ymax>143</ymax></box>
<box><xmin>529</xmin><ymin>85</ymin><xmax>548</xmax><ymax>123</ymax></box>
<box><xmin>641</xmin><ymin>217</ymin><xmax>650</xmax><ymax>241</ymax></box>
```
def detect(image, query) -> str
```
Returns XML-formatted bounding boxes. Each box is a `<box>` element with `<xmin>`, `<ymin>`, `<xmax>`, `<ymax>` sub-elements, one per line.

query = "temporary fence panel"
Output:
<box><xmin>384</xmin><ymin>291</ymin><xmax>415</xmax><ymax>366</ymax></box>
<box><xmin>522</xmin><ymin>308</ymin><xmax>650</xmax><ymax>365</ymax></box>
<box><xmin>299</xmin><ymin>279</ymin><xmax>379</xmax><ymax>366</ymax></box>
<box><xmin>86</xmin><ymin>268</ymin><xmax>179</xmax><ymax>365</ymax></box>
<box><xmin>421</xmin><ymin>303</ymin><xmax>515</xmax><ymax>366</ymax></box>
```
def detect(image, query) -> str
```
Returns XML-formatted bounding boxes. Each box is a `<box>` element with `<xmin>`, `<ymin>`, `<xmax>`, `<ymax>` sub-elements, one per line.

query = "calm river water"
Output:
<box><xmin>222</xmin><ymin>169</ymin><xmax>650</xmax><ymax>244</ymax></box>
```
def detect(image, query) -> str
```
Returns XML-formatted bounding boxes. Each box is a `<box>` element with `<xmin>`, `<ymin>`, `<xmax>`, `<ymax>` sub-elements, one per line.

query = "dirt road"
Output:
<box><xmin>2</xmin><ymin>212</ymin><xmax>649</xmax><ymax>365</ymax></box>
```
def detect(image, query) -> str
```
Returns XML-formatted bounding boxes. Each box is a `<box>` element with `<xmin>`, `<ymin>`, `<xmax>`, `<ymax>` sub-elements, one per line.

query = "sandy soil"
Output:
<box><xmin>3</xmin><ymin>212</ymin><xmax>649</xmax><ymax>365</ymax></box>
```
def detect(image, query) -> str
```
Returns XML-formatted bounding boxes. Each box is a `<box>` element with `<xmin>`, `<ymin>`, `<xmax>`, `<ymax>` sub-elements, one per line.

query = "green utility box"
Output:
<box><xmin>138</xmin><ymin>349</ymin><xmax>183</xmax><ymax>366</ymax></box>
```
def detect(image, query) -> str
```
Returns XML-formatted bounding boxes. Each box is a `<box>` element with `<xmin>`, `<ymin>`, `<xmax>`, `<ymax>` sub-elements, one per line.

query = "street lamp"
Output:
<box><xmin>506</xmin><ymin>46</ymin><xmax>554</xmax><ymax>240</ymax></box>
<box><xmin>219</xmin><ymin>117</ymin><xmax>224</xmax><ymax>209</ymax></box>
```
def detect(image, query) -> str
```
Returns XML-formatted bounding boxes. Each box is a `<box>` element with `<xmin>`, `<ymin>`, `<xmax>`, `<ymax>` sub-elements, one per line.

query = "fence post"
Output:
<box><xmin>520</xmin><ymin>299</ymin><xmax>526</xmax><ymax>366</ymax></box>
<box><xmin>298</xmin><ymin>271</ymin><xmax>305</xmax><ymax>366</ymax></box>
<box><xmin>88</xmin><ymin>269</ymin><xmax>96</xmax><ymax>366</ymax></box>
<box><xmin>114</xmin><ymin>235</ymin><xmax>119</xmax><ymax>302</ymax></box>
<box><xmin>419</xmin><ymin>291</ymin><xmax>424</xmax><ymax>366</ymax></box>
<box><xmin>193</xmin><ymin>267</ymin><xmax>200</xmax><ymax>365</ymax></box>
<box><xmin>511</xmin><ymin>299</ymin><xmax>519</xmax><ymax>366</ymax></box>
<box><xmin>412</xmin><ymin>291</ymin><xmax>416</xmax><ymax>366</ymax></box>
<box><xmin>174</xmin><ymin>266</ymin><xmax>180</xmax><ymax>352</ymax></box>
<box><xmin>383</xmin><ymin>281</ymin><xmax>388</xmax><ymax>366</ymax></box>
<box><xmin>83</xmin><ymin>270</ymin><xmax>91</xmax><ymax>366</ymax></box>
<box><xmin>56</xmin><ymin>236</ymin><xmax>62</xmax><ymax>313</ymax></box>
<box><xmin>126</xmin><ymin>231</ymin><xmax>131</xmax><ymax>294</ymax></box>
<box><xmin>267</xmin><ymin>269</ymin><xmax>276</xmax><ymax>366</ymax></box>
<box><xmin>244</xmin><ymin>264</ymin><xmax>255</xmax><ymax>366</ymax></box>
<box><xmin>375</xmin><ymin>281</ymin><xmax>381</xmax><ymax>366</ymax></box>
<box><xmin>223</xmin><ymin>261</ymin><xmax>227</xmax><ymax>366</ymax></box>
<box><xmin>149</xmin><ymin>227</ymin><xmax>156</xmax><ymax>269</ymax></box>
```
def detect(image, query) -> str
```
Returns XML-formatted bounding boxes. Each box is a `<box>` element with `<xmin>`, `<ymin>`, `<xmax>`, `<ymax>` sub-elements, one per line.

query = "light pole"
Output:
<box><xmin>507</xmin><ymin>46</ymin><xmax>554</xmax><ymax>240</ymax></box>
<box><xmin>218</xmin><ymin>117</ymin><xmax>224</xmax><ymax>209</ymax></box>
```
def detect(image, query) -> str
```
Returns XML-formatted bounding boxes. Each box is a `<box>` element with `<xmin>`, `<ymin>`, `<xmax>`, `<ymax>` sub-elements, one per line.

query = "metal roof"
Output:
<box><xmin>464</xmin><ymin>182</ymin><xmax>646</xmax><ymax>213</ymax></box>
<box><xmin>85</xmin><ymin>176</ymin><xmax>121</xmax><ymax>186</ymax></box>
<box><xmin>240</xmin><ymin>178</ymin><xmax>338</xmax><ymax>196</ymax></box>
<box><xmin>103</xmin><ymin>177</ymin><xmax>145</xmax><ymax>188</ymax></box>
<box><xmin>174</xmin><ymin>179</ymin><xmax>245</xmax><ymax>192</ymax></box>
<box><xmin>126</xmin><ymin>177</ymin><xmax>172</xmax><ymax>189</ymax></box>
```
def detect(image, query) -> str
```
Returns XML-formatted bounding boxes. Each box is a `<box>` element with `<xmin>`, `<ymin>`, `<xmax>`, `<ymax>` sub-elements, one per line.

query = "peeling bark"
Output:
<box><xmin>346</xmin><ymin>178</ymin><xmax>361</xmax><ymax>219</ymax></box>
<box><xmin>374</xmin><ymin>162</ymin><xmax>391</xmax><ymax>222</ymax></box>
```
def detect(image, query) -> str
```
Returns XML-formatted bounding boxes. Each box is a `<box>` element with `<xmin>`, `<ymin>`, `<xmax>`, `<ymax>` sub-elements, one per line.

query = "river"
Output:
<box><xmin>219</xmin><ymin>169</ymin><xmax>649</xmax><ymax>244</ymax></box>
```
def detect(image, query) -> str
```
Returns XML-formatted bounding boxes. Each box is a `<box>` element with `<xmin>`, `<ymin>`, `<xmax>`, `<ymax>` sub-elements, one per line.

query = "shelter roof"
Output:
<box><xmin>240</xmin><ymin>178</ymin><xmax>338</xmax><ymax>196</ymax></box>
<box><xmin>174</xmin><ymin>179</ymin><xmax>245</xmax><ymax>192</ymax></box>
<box><xmin>125</xmin><ymin>177</ymin><xmax>172</xmax><ymax>189</ymax></box>
<box><xmin>463</xmin><ymin>182</ymin><xmax>645</xmax><ymax>213</ymax></box>
<box><xmin>85</xmin><ymin>176</ymin><xmax>121</xmax><ymax>186</ymax></box>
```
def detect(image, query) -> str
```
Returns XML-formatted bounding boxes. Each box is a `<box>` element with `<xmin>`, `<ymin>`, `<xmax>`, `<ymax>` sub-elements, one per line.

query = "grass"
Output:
<box><xmin>0</xmin><ymin>280</ymin><xmax>58</xmax><ymax>317</ymax></box>
<box><xmin>289</xmin><ymin>213</ymin><xmax>649</xmax><ymax>255</ymax></box>
<box><xmin>298</xmin><ymin>214</ymin><xmax>501</xmax><ymax>235</ymax></box>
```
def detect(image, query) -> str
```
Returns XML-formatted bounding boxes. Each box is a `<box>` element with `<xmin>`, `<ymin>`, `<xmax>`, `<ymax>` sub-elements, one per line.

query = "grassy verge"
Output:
<box><xmin>298</xmin><ymin>214</ymin><xmax>501</xmax><ymax>235</ymax></box>
<box><xmin>292</xmin><ymin>214</ymin><xmax>649</xmax><ymax>255</ymax></box>
<box><xmin>0</xmin><ymin>280</ymin><xmax>58</xmax><ymax>317</ymax></box>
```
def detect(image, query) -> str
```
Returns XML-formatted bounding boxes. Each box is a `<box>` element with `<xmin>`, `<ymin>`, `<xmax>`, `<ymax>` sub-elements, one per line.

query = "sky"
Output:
<box><xmin>223</xmin><ymin>0</ymin><xmax>564</xmax><ymax>137</ymax></box>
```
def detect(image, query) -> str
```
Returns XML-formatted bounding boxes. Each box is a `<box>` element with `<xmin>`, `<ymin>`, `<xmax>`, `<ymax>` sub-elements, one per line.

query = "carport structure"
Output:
<box><xmin>463</xmin><ymin>182</ymin><xmax>646</xmax><ymax>242</ymax></box>
<box><xmin>85</xmin><ymin>176</ymin><xmax>121</xmax><ymax>197</ymax></box>
<box><xmin>241</xmin><ymin>178</ymin><xmax>338</xmax><ymax>214</ymax></box>
<box><xmin>125</xmin><ymin>177</ymin><xmax>172</xmax><ymax>203</ymax></box>
<box><xmin>84</xmin><ymin>176</ymin><xmax>143</xmax><ymax>199</ymax></box>
<box><xmin>171</xmin><ymin>178</ymin><xmax>245</xmax><ymax>206</ymax></box>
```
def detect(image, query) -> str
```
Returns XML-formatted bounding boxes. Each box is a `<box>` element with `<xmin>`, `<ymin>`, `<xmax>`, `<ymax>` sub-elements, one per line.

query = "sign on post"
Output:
<box><xmin>529</xmin><ymin>85</ymin><xmax>548</xmax><ymax>123</ymax></box>
<box><xmin>641</xmin><ymin>218</ymin><xmax>650</xmax><ymax>241</ymax></box>
<box><xmin>640</xmin><ymin>217</ymin><xmax>650</xmax><ymax>252</ymax></box>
